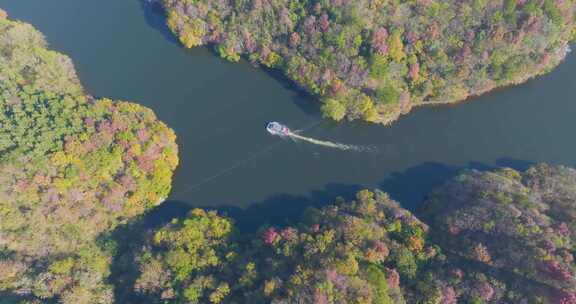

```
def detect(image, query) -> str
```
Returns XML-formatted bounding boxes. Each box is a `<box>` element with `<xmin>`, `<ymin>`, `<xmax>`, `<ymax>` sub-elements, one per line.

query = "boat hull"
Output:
<box><xmin>266</xmin><ymin>122</ymin><xmax>290</xmax><ymax>136</ymax></box>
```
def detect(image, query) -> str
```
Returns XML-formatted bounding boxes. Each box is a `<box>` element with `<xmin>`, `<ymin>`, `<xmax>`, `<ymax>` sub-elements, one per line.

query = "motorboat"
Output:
<box><xmin>266</xmin><ymin>121</ymin><xmax>291</xmax><ymax>136</ymax></box>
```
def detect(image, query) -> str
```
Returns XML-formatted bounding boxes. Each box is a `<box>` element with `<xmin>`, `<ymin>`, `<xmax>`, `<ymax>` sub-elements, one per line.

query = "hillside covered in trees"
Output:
<box><xmin>1</xmin><ymin>6</ymin><xmax>576</xmax><ymax>304</ymax></box>
<box><xmin>132</xmin><ymin>164</ymin><xmax>576</xmax><ymax>304</ymax></box>
<box><xmin>421</xmin><ymin>164</ymin><xmax>576</xmax><ymax>304</ymax></box>
<box><xmin>0</xmin><ymin>12</ymin><xmax>179</xmax><ymax>303</ymax></box>
<box><xmin>161</xmin><ymin>0</ymin><xmax>576</xmax><ymax>124</ymax></box>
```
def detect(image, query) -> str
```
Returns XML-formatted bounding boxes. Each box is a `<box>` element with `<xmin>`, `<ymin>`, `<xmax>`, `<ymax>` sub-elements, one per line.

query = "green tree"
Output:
<box><xmin>366</xmin><ymin>265</ymin><xmax>393</xmax><ymax>304</ymax></box>
<box><xmin>321</xmin><ymin>98</ymin><xmax>347</xmax><ymax>121</ymax></box>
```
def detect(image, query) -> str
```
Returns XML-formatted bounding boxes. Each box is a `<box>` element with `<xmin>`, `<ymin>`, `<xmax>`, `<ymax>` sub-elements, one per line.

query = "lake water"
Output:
<box><xmin>3</xmin><ymin>0</ymin><xmax>576</xmax><ymax>229</ymax></box>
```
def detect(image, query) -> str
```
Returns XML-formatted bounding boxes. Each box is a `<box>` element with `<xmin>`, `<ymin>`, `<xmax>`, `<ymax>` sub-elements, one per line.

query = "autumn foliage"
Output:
<box><xmin>162</xmin><ymin>0</ymin><xmax>576</xmax><ymax>124</ymax></box>
<box><xmin>422</xmin><ymin>164</ymin><xmax>576</xmax><ymax>303</ymax></box>
<box><xmin>0</xmin><ymin>15</ymin><xmax>178</xmax><ymax>303</ymax></box>
<box><xmin>133</xmin><ymin>164</ymin><xmax>576</xmax><ymax>304</ymax></box>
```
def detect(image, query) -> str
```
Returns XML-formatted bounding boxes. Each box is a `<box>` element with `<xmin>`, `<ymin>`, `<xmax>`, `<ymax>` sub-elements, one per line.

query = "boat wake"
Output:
<box><xmin>288</xmin><ymin>133</ymin><xmax>373</xmax><ymax>152</ymax></box>
<box><xmin>266</xmin><ymin>121</ymin><xmax>374</xmax><ymax>152</ymax></box>
<box><xmin>175</xmin><ymin>121</ymin><xmax>374</xmax><ymax>196</ymax></box>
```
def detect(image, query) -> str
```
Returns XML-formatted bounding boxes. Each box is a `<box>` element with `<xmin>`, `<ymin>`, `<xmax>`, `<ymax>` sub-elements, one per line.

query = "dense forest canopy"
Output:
<box><xmin>134</xmin><ymin>190</ymin><xmax>432</xmax><ymax>303</ymax></box>
<box><xmin>0</xmin><ymin>12</ymin><xmax>178</xmax><ymax>303</ymax></box>
<box><xmin>162</xmin><ymin>0</ymin><xmax>576</xmax><ymax>124</ymax></box>
<box><xmin>1</xmin><ymin>4</ymin><xmax>576</xmax><ymax>304</ymax></box>
<box><xmin>421</xmin><ymin>164</ymin><xmax>576</xmax><ymax>304</ymax></box>
<box><xmin>133</xmin><ymin>165</ymin><xmax>576</xmax><ymax>304</ymax></box>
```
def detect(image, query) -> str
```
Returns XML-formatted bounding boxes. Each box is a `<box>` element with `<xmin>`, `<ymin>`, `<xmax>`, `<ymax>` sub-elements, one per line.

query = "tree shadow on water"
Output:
<box><xmin>107</xmin><ymin>157</ymin><xmax>537</xmax><ymax>302</ymax></box>
<box><xmin>260</xmin><ymin>67</ymin><xmax>322</xmax><ymax>117</ymax></box>
<box><xmin>379</xmin><ymin>162</ymin><xmax>461</xmax><ymax>212</ymax></box>
<box><xmin>215</xmin><ymin>183</ymin><xmax>362</xmax><ymax>232</ymax></box>
<box><xmin>494</xmin><ymin>157</ymin><xmax>535</xmax><ymax>170</ymax></box>
<box><xmin>136</xmin><ymin>0</ymin><xmax>179</xmax><ymax>45</ymax></box>
<box><xmin>145</xmin><ymin>183</ymin><xmax>362</xmax><ymax>232</ymax></box>
<box><xmin>379</xmin><ymin>158</ymin><xmax>537</xmax><ymax>212</ymax></box>
<box><xmin>135</xmin><ymin>0</ymin><xmax>321</xmax><ymax>118</ymax></box>
<box><xmin>107</xmin><ymin>183</ymin><xmax>361</xmax><ymax>302</ymax></box>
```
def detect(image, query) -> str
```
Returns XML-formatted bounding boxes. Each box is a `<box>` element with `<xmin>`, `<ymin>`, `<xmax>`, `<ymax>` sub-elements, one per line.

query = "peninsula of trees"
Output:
<box><xmin>0</xmin><ymin>12</ymin><xmax>178</xmax><ymax>303</ymax></box>
<box><xmin>162</xmin><ymin>0</ymin><xmax>576</xmax><ymax>124</ymax></box>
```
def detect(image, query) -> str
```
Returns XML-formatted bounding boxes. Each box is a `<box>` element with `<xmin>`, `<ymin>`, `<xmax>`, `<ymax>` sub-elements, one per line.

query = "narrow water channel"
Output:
<box><xmin>4</xmin><ymin>0</ymin><xmax>576</xmax><ymax>228</ymax></box>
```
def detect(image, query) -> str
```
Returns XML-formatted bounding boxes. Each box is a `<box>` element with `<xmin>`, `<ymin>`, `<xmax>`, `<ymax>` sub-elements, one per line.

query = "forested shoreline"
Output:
<box><xmin>0</xmin><ymin>5</ymin><xmax>575</xmax><ymax>304</ymax></box>
<box><xmin>130</xmin><ymin>164</ymin><xmax>576</xmax><ymax>304</ymax></box>
<box><xmin>162</xmin><ymin>0</ymin><xmax>576</xmax><ymax>124</ymax></box>
<box><xmin>0</xmin><ymin>11</ymin><xmax>179</xmax><ymax>303</ymax></box>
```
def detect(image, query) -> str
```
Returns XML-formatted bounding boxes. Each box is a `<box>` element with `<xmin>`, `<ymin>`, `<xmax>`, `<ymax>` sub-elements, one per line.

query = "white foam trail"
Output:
<box><xmin>288</xmin><ymin>133</ymin><xmax>374</xmax><ymax>152</ymax></box>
